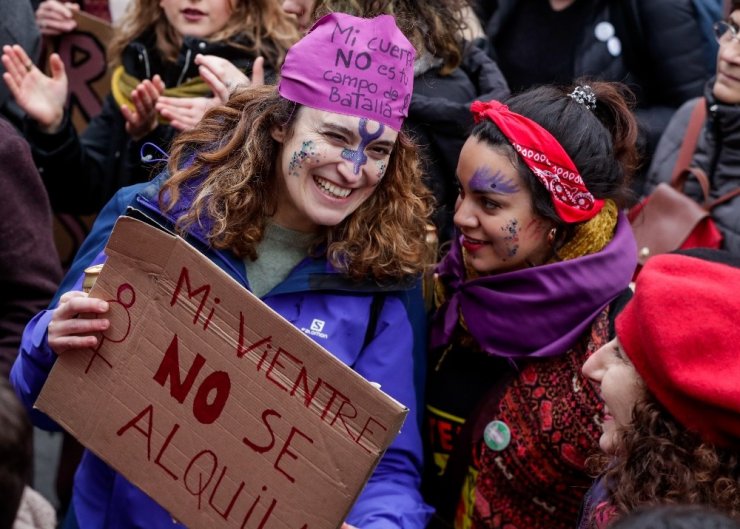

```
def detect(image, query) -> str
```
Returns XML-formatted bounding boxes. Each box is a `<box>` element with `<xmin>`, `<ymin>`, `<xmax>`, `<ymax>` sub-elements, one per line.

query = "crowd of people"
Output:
<box><xmin>0</xmin><ymin>0</ymin><xmax>738</xmax><ymax>529</ymax></box>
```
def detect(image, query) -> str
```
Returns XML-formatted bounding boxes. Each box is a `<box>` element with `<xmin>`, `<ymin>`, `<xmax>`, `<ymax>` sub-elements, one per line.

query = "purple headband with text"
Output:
<box><xmin>278</xmin><ymin>12</ymin><xmax>415</xmax><ymax>131</ymax></box>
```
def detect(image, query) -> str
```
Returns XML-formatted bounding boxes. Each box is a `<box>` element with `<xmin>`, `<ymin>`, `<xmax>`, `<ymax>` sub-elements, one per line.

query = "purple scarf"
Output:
<box><xmin>430</xmin><ymin>213</ymin><xmax>637</xmax><ymax>359</ymax></box>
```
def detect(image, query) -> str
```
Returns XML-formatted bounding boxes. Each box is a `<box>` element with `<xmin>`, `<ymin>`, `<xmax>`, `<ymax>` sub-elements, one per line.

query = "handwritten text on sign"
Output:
<box><xmin>36</xmin><ymin>216</ymin><xmax>406</xmax><ymax>529</ymax></box>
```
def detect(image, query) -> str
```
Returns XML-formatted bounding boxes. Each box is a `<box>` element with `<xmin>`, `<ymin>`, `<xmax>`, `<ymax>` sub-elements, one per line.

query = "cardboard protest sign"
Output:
<box><xmin>36</xmin><ymin>215</ymin><xmax>408</xmax><ymax>529</ymax></box>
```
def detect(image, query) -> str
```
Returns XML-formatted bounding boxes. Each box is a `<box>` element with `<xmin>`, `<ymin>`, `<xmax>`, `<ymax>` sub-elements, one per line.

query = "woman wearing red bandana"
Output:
<box><xmin>423</xmin><ymin>82</ymin><xmax>639</xmax><ymax>529</ymax></box>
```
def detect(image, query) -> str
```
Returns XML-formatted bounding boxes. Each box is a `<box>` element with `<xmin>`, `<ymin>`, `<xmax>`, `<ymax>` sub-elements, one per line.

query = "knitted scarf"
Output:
<box><xmin>110</xmin><ymin>65</ymin><xmax>212</xmax><ymax>123</ymax></box>
<box><xmin>430</xmin><ymin>201</ymin><xmax>637</xmax><ymax>359</ymax></box>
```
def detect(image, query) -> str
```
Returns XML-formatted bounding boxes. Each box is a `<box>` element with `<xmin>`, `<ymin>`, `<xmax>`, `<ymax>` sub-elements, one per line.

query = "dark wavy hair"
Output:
<box><xmin>470</xmin><ymin>81</ymin><xmax>639</xmax><ymax>249</ymax></box>
<box><xmin>596</xmin><ymin>395</ymin><xmax>740</xmax><ymax>521</ymax></box>
<box><xmin>312</xmin><ymin>0</ymin><xmax>475</xmax><ymax>75</ymax></box>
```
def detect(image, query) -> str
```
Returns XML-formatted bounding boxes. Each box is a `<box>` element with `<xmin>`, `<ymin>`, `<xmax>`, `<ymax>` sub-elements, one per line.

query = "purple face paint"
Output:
<box><xmin>289</xmin><ymin>140</ymin><xmax>317</xmax><ymax>177</ymax></box>
<box><xmin>501</xmin><ymin>218</ymin><xmax>520</xmax><ymax>258</ymax></box>
<box><xmin>341</xmin><ymin>118</ymin><xmax>385</xmax><ymax>175</ymax></box>
<box><xmin>470</xmin><ymin>167</ymin><xmax>519</xmax><ymax>195</ymax></box>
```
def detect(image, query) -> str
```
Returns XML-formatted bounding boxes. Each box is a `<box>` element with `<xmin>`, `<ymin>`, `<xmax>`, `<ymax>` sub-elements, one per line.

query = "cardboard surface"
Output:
<box><xmin>56</xmin><ymin>11</ymin><xmax>113</xmax><ymax>132</ymax></box>
<box><xmin>36</xmin><ymin>216</ymin><xmax>408</xmax><ymax>529</ymax></box>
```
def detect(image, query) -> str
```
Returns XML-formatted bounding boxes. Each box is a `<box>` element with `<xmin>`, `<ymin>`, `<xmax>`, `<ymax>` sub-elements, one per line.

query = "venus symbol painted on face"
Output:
<box><xmin>289</xmin><ymin>140</ymin><xmax>318</xmax><ymax>177</ymax></box>
<box><xmin>341</xmin><ymin>118</ymin><xmax>385</xmax><ymax>175</ymax></box>
<box><xmin>470</xmin><ymin>167</ymin><xmax>520</xmax><ymax>194</ymax></box>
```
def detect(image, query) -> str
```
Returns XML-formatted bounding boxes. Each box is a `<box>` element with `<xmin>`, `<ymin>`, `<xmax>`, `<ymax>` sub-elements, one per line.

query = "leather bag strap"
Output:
<box><xmin>670</xmin><ymin>97</ymin><xmax>707</xmax><ymax>182</ymax></box>
<box><xmin>673</xmin><ymin>166</ymin><xmax>711</xmax><ymax>202</ymax></box>
<box><xmin>707</xmin><ymin>187</ymin><xmax>740</xmax><ymax>210</ymax></box>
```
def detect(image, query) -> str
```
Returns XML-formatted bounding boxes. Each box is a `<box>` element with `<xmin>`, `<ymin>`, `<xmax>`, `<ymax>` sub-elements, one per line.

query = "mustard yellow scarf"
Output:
<box><xmin>110</xmin><ymin>65</ymin><xmax>212</xmax><ymax>124</ymax></box>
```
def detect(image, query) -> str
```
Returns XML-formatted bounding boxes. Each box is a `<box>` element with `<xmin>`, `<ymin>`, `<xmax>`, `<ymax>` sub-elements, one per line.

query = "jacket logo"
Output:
<box><xmin>301</xmin><ymin>319</ymin><xmax>328</xmax><ymax>340</ymax></box>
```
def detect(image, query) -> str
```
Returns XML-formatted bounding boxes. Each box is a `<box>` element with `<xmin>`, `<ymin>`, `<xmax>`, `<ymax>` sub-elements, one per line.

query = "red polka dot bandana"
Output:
<box><xmin>471</xmin><ymin>100</ymin><xmax>604</xmax><ymax>223</ymax></box>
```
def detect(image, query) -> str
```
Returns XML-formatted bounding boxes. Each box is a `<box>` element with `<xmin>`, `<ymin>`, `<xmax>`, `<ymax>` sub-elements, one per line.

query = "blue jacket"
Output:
<box><xmin>12</xmin><ymin>174</ymin><xmax>433</xmax><ymax>529</ymax></box>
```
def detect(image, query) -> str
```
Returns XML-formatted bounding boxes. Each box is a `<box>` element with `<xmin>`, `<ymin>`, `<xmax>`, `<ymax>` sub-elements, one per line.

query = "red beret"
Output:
<box><xmin>616</xmin><ymin>253</ymin><xmax>740</xmax><ymax>447</ymax></box>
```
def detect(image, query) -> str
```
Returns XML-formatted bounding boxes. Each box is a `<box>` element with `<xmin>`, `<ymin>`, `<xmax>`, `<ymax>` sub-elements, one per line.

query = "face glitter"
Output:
<box><xmin>288</xmin><ymin>140</ymin><xmax>317</xmax><ymax>177</ymax></box>
<box><xmin>501</xmin><ymin>218</ymin><xmax>520</xmax><ymax>258</ymax></box>
<box><xmin>376</xmin><ymin>160</ymin><xmax>387</xmax><ymax>181</ymax></box>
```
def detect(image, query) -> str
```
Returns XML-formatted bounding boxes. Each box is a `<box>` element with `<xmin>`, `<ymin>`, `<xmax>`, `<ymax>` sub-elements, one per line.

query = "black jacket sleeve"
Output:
<box><xmin>629</xmin><ymin>0</ymin><xmax>708</xmax><ymax>151</ymax></box>
<box><xmin>25</xmin><ymin>94</ymin><xmax>175</xmax><ymax>215</ymax></box>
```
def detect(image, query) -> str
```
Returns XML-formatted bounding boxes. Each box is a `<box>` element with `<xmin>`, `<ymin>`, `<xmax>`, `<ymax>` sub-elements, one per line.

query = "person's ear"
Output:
<box><xmin>270</xmin><ymin>124</ymin><xmax>287</xmax><ymax>143</ymax></box>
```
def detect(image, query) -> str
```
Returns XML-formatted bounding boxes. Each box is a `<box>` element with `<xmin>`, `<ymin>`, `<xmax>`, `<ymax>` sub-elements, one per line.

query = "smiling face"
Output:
<box><xmin>453</xmin><ymin>136</ymin><xmax>553</xmax><ymax>274</ymax></box>
<box><xmin>270</xmin><ymin>106</ymin><xmax>397</xmax><ymax>232</ymax></box>
<box><xmin>159</xmin><ymin>0</ymin><xmax>234</xmax><ymax>39</ymax></box>
<box><xmin>714</xmin><ymin>10</ymin><xmax>740</xmax><ymax>104</ymax></box>
<box><xmin>582</xmin><ymin>338</ymin><xmax>643</xmax><ymax>454</ymax></box>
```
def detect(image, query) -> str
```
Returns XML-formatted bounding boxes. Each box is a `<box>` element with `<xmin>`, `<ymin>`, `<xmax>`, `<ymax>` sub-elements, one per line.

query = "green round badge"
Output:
<box><xmin>484</xmin><ymin>420</ymin><xmax>511</xmax><ymax>451</ymax></box>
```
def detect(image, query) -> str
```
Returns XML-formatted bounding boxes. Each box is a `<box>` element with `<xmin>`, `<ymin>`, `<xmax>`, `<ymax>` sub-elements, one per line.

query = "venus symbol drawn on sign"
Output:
<box><xmin>85</xmin><ymin>283</ymin><xmax>137</xmax><ymax>374</ymax></box>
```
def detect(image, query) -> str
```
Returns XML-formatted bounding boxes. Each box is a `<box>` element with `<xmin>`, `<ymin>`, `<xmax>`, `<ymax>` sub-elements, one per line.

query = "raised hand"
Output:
<box><xmin>155</xmin><ymin>96</ymin><xmax>220</xmax><ymax>131</ymax></box>
<box><xmin>35</xmin><ymin>0</ymin><xmax>80</xmax><ymax>37</ymax></box>
<box><xmin>120</xmin><ymin>74</ymin><xmax>166</xmax><ymax>141</ymax></box>
<box><xmin>48</xmin><ymin>291</ymin><xmax>110</xmax><ymax>355</ymax></box>
<box><xmin>154</xmin><ymin>55</ymin><xmax>264</xmax><ymax>132</ymax></box>
<box><xmin>196</xmin><ymin>53</ymin><xmax>263</xmax><ymax>103</ymax></box>
<box><xmin>2</xmin><ymin>45</ymin><xmax>68</xmax><ymax>132</ymax></box>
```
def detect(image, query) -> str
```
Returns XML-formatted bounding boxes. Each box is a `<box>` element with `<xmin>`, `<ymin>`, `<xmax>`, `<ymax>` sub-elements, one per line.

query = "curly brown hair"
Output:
<box><xmin>311</xmin><ymin>0</ymin><xmax>475</xmax><ymax>75</ymax></box>
<box><xmin>161</xmin><ymin>85</ymin><xmax>435</xmax><ymax>283</ymax></box>
<box><xmin>108</xmin><ymin>0</ymin><xmax>299</xmax><ymax>70</ymax></box>
<box><xmin>598</xmin><ymin>395</ymin><xmax>740</xmax><ymax>521</ymax></box>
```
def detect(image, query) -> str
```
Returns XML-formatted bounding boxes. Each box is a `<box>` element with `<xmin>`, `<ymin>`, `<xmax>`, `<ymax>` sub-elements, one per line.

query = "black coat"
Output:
<box><xmin>478</xmin><ymin>0</ymin><xmax>708</xmax><ymax>169</ymax></box>
<box><xmin>26</xmin><ymin>32</ymin><xmax>264</xmax><ymax>215</ymax></box>
<box><xmin>407</xmin><ymin>44</ymin><xmax>510</xmax><ymax>244</ymax></box>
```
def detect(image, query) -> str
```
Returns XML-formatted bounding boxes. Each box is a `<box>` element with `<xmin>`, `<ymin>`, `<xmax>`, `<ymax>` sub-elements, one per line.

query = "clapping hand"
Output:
<box><xmin>2</xmin><ymin>44</ymin><xmax>68</xmax><ymax>133</ymax></box>
<box><xmin>120</xmin><ymin>75</ymin><xmax>166</xmax><ymax>140</ymax></box>
<box><xmin>155</xmin><ymin>54</ymin><xmax>264</xmax><ymax>132</ymax></box>
<box><xmin>35</xmin><ymin>0</ymin><xmax>80</xmax><ymax>37</ymax></box>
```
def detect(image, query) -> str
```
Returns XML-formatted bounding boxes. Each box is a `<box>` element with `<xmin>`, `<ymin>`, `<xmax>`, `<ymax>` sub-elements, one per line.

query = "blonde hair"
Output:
<box><xmin>161</xmin><ymin>85</ymin><xmax>436</xmax><ymax>282</ymax></box>
<box><xmin>109</xmin><ymin>0</ymin><xmax>299</xmax><ymax>70</ymax></box>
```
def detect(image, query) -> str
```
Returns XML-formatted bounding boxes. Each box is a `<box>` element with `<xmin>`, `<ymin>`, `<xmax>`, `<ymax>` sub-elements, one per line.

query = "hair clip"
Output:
<box><xmin>568</xmin><ymin>85</ymin><xmax>597</xmax><ymax>111</ymax></box>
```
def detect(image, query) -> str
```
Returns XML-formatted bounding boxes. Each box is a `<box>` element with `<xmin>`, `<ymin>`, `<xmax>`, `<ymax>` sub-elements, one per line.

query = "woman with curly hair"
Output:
<box><xmin>423</xmin><ymin>81</ymin><xmax>639</xmax><ymax>529</ymax></box>
<box><xmin>253</xmin><ymin>0</ymin><xmax>507</xmax><ymax>246</ymax></box>
<box><xmin>205</xmin><ymin>0</ymin><xmax>510</xmax><ymax>245</ymax></box>
<box><xmin>11</xmin><ymin>13</ymin><xmax>434</xmax><ymax>529</ymax></box>
<box><xmin>580</xmin><ymin>249</ymin><xmax>740</xmax><ymax>528</ymax></box>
